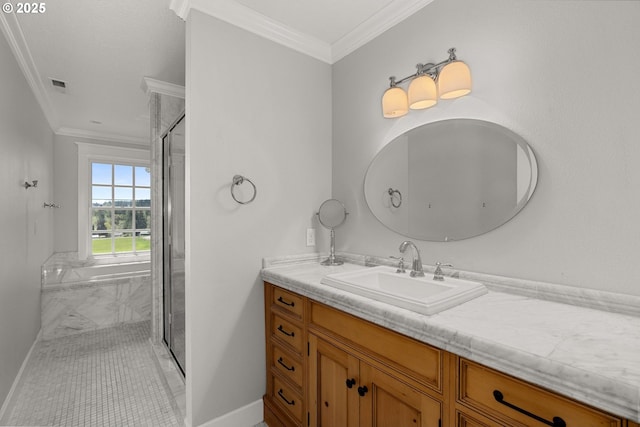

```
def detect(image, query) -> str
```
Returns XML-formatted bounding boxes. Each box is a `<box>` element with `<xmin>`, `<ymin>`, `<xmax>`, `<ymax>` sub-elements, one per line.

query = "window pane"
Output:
<box><xmin>135</xmin><ymin>166</ymin><xmax>151</xmax><ymax>186</ymax></box>
<box><xmin>135</xmin><ymin>188</ymin><xmax>151</xmax><ymax>207</ymax></box>
<box><xmin>135</xmin><ymin>210</ymin><xmax>151</xmax><ymax>229</ymax></box>
<box><xmin>92</xmin><ymin>163</ymin><xmax>112</xmax><ymax>185</ymax></box>
<box><xmin>114</xmin><ymin>187</ymin><xmax>133</xmax><ymax>207</ymax></box>
<box><xmin>92</xmin><ymin>233</ymin><xmax>112</xmax><ymax>254</ymax></box>
<box><xmin>114</xmin><ymin>165</ymin><xmax>133</xmax><ymax>185</ymax></box>
<box><xmin>114</xmin><ymin>210</ymin><xmax>132</xmax><ymax>230</ymax></box>
<box><xmin>135</xmin><ymin>231</ymin><xmax>151</xmax><ymax>252</ymax></box>
<box><xmin>92</xmin><ymin>210</ymin><xmax>111</xmax><ymax>231</ymax></box>
<box><xmin>90</xmin><ymin>162</ymin><xmax>150</xmax><ymax>256</ymax></box>
<box><xmin>92</xmin><ymin>186</ymin><xmax>112</xmax><ymax>207</ymax></box>
<box><xmin>115</xmin><ymin>232</ymin><xmax>134</xmax><ymax>253</ymax></box>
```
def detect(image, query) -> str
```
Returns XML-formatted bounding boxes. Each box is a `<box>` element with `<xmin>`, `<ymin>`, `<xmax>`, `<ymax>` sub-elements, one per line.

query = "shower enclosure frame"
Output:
<box><xmin>161</xmin><ymin>113</ymin><xmax>186</xmax><ymax>376</ymax></box>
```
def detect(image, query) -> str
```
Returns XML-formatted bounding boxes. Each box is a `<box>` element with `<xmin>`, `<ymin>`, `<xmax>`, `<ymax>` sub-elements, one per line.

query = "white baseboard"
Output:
<box><xmin>196</xmin><ymin>399</ymin><xmax>263</xmax><ymax>427</ymax></box>
<box><xmin>0</xmin><ymin>329</ymin><xmax>41</xmax><ymax>422</ymax></box>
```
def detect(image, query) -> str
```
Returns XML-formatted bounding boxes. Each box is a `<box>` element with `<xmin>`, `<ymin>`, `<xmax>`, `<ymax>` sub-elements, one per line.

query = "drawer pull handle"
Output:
<box><xmin>493</xmin><ymin>390</ymin><xmax>566</xmax><ymax>427</ymax></box>
<box><xmin>277</xmin><ymin>357</ymin><xmax>295</xmax><ymax>371</ymax></box>
<box><xmin>357</xmin><ymin>385</ymin><xmax>368</xmax><ymax>397</ymax></box>
<box><xmin>277</xmin><ymin>296</ymin><xmax>295</xmax><ymax>307</ymax></box>
<box><xmin>346</xmin><ymin>378</ymin><xmax>356</xmax><ymax>389</ymax></box>
<box><xmin>278</xmin><ymin>389</ymin><xmax>295</xmax><ymax>406</ymax></box>
<box><xmin>277</xmin><ymin>325</ymin><xmax>295</xmax><ymax>337</ymax></box>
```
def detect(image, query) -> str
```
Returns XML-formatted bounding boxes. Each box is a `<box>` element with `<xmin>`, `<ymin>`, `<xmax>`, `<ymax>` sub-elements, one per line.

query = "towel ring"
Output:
<box><xmin>388</xmin><ymin>188</ymin><xmax>402</xmax><ymax>208</ymax></box>
<box><xmin>231</xmin><ymin>175</ymin><xmax>257</xmax><ymax>204</ymax></box>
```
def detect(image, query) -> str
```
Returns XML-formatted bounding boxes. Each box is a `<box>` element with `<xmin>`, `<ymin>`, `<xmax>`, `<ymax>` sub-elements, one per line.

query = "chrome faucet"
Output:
<box><xmin>398</xmin><ymin>241</ymin><xmax>424</xmax><ymax>277</ymax></box>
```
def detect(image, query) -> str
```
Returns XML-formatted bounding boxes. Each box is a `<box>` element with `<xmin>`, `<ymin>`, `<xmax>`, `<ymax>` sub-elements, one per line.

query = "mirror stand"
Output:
<box><xmin>316</xmin><ymin>199</ymin><xmax>348</xmax><ymax>266</ymax></box>
<box><xmin>321</xmin><ymin>229</ymin><xmax>342</xmax><ymax>266</ymax></box>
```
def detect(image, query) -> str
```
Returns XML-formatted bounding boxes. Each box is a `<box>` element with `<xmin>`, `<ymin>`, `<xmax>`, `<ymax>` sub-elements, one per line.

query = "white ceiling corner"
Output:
<box><xmin>4</xmin><ymin>0</ymin><xmax>185</xmax><ymax>146</ymax></box>
<box><xmin>1</xmin><ymin>10</ymin><xmax>147</xmax><ymax>146</ymax></box>
<box><xmin>171</xmin><ymin>0</ymin><xmax>434</xmax><ymax>64</ymax></box>
<box><xmin>331</xmin><ymin>0</ymin><xmax>436</xmax><ymax>63</ymax></box>
<box><xmin>0</xmin><ymin>10</ymin><xmax>59</xmax><ymax>130</ymax></box>
<box><xmin>169</xmin><ymin>0</ymin><xmax>190</xmax><ymax>21</ymax></box>
<box><xmin>178</xmin><ymin>0</ymin><xmax>332</xmax><ymax>63</ymax></box>
<box><xmin>141</xmin><ymin>77</ymin><xmax>185</xmax><ymax>99</ymax></box>
<box><xmin>56</xmin><ymin>127</ymin><xmax>149</xmax><ymax>147</ymax></box>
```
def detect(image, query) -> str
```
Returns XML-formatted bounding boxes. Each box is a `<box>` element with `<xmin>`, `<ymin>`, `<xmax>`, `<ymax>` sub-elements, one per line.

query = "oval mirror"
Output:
<box><xmin>365</xmin><ymin>119</ymin><xmax>538</xmax><ymax>241</ymax></box>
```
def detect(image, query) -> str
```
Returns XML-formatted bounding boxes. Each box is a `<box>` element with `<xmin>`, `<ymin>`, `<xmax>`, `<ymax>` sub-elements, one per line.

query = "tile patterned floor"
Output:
<box><xmin>1</xmin><ymin>321</ymin><xmax>182</xmax><ymax>427</ymax></box>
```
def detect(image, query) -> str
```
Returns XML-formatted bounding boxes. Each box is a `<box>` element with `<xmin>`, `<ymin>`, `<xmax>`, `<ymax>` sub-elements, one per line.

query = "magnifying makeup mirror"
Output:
<box><xmin>316</xmin><ymin>199</ymin><xmax>348</xmax><ymax>266</ymax></box>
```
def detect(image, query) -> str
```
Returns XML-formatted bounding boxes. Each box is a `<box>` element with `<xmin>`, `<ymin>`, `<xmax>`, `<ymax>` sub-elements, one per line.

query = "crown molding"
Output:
<box><xmin>169</xmin><ymin>0</ymin><xmax>190</xmax><ymax>20</ymax></box>
<box><xmin>0</xmin><ymin>11</ymin><xmax>58</xmax><ymax>130</ymax></box>
<box><xmin>141</xmin><ymin>77</ymin><xmax>185</xmax><ymax>98</ymax></box>
<box><xmin>171</xmin><ymin>0</ymin><xmax>331</xmax><ymax>63</ymax></box>
<box><xmin>331</xmin><ymin>0</ymin><xmax>435</xmax><ymax>63</ymax></box>
<box><xmin>170</xmin><ymin>0</ymin><xmax>433</xmax><ymax>65</ymax></box>
<box><xmin>56</xmin><ymin>127</ymin><xmax>149</xmax><ymax>147</ymax></box>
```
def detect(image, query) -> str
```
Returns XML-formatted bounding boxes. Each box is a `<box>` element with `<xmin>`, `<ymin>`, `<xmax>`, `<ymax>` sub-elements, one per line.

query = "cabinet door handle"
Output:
<box><xmin>278</xmin><ymin>389</ymin><xmax>295</xmax><ymax>406</ymax></box>
<box><xmin>277</xmin><ymin>325</ymin><xmax>295</xmax><ymax>337</ymax></box>
<box><xmin>277</xmin><ymin>357</ymin><xmax>295</xmax><ymax>371</ymax></box>
<box><xmin>493</xmin><ymin>390</ymin><xmax>566</xmax><ymax>427</ymax></box>
<box><xmin>277</xmin><ymin>296</ymin><xmax>295</xmax><ymax>307</ymax></box>
<box><xmin>357</xmin><ymin>385</ymin><xmax>368</xmax><ymax>397</ymax></box>
<box><xmin>346</xmin><ymin>378</ymin><xmax>356</xmax><ymax>389</ymax></box>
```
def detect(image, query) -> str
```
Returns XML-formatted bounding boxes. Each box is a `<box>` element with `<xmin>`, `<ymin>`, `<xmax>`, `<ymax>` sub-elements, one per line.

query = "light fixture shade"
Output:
<box><xmin>438</xmin><ymin>60</ymin><xmax>472</xmax><ymax>99</ymax></box>
<box><xmin>382</xmin><ymin>86</ymin><xmax>409</xmax><ymax>118</ymax></box>
<box><xmin>408</xmin><ymin>75</ymin><xmax>438</xmax><ymax>110</ymax></box>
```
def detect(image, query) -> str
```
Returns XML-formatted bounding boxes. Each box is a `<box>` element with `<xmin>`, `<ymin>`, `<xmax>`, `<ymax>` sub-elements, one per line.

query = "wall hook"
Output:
<box><xmin>24</xmin><ymin>180</ymin><xmax>38</xmax><ymax>189</ymax></box>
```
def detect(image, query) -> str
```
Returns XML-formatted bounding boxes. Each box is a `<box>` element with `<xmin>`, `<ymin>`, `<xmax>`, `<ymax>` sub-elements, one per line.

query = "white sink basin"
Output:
<box><xmin>321</xmin><ymin>265</ymin><xmax>487</xmax><ymax>315</ymax></box>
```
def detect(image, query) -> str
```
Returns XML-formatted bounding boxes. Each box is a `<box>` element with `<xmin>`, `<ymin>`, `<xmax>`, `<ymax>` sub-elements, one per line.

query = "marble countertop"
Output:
<box><xmin>261</xmin><ymin>256</ymin><xmax>640</xmax><ymax>422</ymax></box>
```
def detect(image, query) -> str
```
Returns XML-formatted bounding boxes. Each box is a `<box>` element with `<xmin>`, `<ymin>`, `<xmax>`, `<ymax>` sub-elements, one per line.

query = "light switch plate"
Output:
<box><xmin>306</xmin><ymin>228</ymin><xmax>316</xmax><ymax>246</ymax></box>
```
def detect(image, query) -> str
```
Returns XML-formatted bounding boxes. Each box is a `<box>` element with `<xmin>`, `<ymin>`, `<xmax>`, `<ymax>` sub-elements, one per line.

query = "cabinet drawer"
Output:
<box><xmin>456</xmin><ymin>409</ymin><xmax>502</xmax><ymax>427</ymax></box>
<box><xmin>271</xmin><ymin>344</ymin><xmax>303</xmax><ymax>388</ymax></box>
<box><xmin>458</xmin><ymin>358</ymin><xmax>622</xmax><ymax>427</ymax></box>
<box><xmin>272</xmin><ymin>314</ymin><xmax>303</xmax><ymax>353</ymax></box>
<box><xmin>272</xmin><ymin>286</ymin><xmax>304</xmax><ymax>318</ymax></box>
<box><xmin>272</xmin><ymin>375</ymin><xmax>303</xmax><ymax>424</ymax></box>
<box><xmin>310</xmin><ymin>302</ymin><xmax>442</xmax><ymax>392</ymax></box>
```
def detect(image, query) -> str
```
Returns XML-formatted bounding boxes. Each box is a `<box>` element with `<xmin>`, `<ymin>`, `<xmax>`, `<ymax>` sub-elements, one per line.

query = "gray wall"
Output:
<box><xmin>332</xmin><ymin>0</ymin><xmax>640</xmax><ymax>296</ymax></box>
<box><xmin>186</xmin><ymin>11</ymin><xmax>332</xmax><ymax>426</ymax></box>
<box><xmin>0</xmin><ymin>32</ymin><xmax>53</xmax><ymax>405</ymax></box>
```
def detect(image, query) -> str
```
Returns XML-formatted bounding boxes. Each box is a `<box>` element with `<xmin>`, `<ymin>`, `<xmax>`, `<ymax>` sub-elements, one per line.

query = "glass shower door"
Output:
<box><xmin>163</xmin><ymin>114</ymin><xmax>186</xmax><ymax>375</ymax></box>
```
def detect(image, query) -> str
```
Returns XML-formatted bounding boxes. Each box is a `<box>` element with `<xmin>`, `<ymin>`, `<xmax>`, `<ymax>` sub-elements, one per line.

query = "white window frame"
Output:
<box><xmin>77</xmin><ymin>143</ymin><xmax>151</xmax><ymax>261</ymax></box>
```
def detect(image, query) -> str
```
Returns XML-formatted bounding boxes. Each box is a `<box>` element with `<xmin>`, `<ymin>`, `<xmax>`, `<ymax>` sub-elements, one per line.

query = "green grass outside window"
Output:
<box><xmin>92</xmin><ymin>237</ymin><xmax>151</xmax><ymax>254</ymax></box>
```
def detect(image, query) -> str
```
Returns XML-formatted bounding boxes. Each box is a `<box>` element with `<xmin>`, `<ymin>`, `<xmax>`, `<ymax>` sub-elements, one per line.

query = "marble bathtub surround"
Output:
<box><xmin>42</xmin><ymin>251</ymin><xmax>150</xmax><ymax>288</ymax></box>
<box><xmin>40</xmin><ymin>251</ymin><xmax>152</xmax><ymax>339</ymax></box>
<box><xmin>261</xmin><ymin>255</ymin><xmax>640</xmax><ymax>422</ymax></box>
<box><xmin>41</xmin><ymin>274</ymin><xmax>151</xmax><ymax>339</ymax></box>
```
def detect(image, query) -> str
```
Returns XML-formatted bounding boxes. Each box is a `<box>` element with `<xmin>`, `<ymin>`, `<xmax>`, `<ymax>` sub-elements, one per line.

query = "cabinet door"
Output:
<box><xmin>359</xmin><ymin>363</ymin><xmax>441</xmax><ymax>427</ymax></box>
<box><xmin>309</xmin><ymin>334</ymin><xmax>359</xmax><ymax>427</ymax></box>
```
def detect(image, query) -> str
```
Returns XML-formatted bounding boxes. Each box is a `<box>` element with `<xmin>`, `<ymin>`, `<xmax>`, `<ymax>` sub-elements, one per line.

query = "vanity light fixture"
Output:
<box><xmin>382</xmin><ymin>47</ymin><xmax>472</xmax><ymax>118</ymax></box>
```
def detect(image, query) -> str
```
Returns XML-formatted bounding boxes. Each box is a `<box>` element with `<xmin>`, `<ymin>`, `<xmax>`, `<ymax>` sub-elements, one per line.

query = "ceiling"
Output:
<box><xmin>0</xmin><ymin>0</ymin><xmax>432</xmax><ymax>144</ymax></box>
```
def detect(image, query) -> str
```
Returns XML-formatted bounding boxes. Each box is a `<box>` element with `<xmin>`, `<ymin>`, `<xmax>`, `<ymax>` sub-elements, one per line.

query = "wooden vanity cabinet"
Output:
<box><xmin>264</xmin><ymin>282</ymin><xmax>635</xmax><ymax>427</ymax></box>
<box><xmin>308</xmin><ymin>309</ymin><xmax>444</xmax><ymax>427</ymax></box>
<box><xmin>454</xmin><ymin>358</ymin><xmax>624</xmax><ymax>427</ymax></box>
<box><xmin>264</xmin><ymin>284</ymin><xmax>307</xmax><ymax>427</ymax></box>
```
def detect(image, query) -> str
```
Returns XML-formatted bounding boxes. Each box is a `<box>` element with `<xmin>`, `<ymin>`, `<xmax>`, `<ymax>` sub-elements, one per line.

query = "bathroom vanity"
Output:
<box><xmin>261</xmin><ymin>257</ymin><xmax>640</xmax><ymax>427</ymax></box>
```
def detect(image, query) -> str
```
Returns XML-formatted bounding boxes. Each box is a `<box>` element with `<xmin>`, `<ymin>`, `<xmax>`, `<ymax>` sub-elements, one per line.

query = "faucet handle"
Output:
<box><xmin>390</xmin><ymin>256</ymin><xmax>406</xmax><ymax>273</ymax></box>
<box><xmin>436</xmin><ymin>262</ymin><xmax>453</xmax><ymax>268</ymax></box>
<box><xmin>433</xmin><ymin>262</ymin><xmax>453</xmax><ymax>281</ymax></box>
